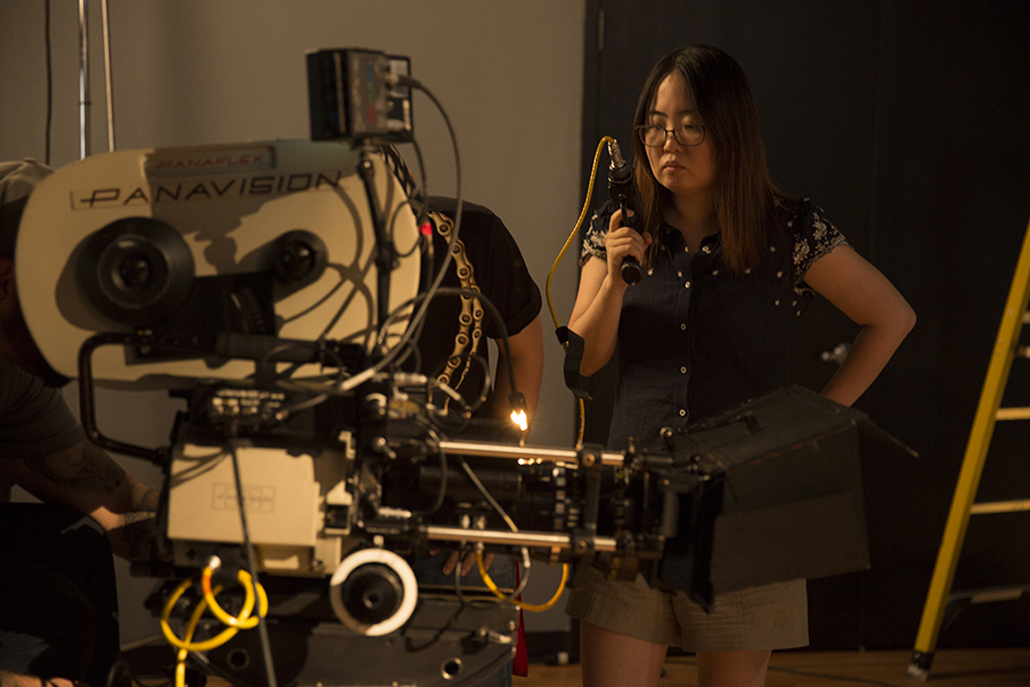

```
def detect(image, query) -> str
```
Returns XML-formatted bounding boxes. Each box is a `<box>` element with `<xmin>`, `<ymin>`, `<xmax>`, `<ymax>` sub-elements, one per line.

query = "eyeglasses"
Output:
<box><xmin>635</xmin><ymin>123</ymin><xmax>706</xmax><ymax>148</ymax></box>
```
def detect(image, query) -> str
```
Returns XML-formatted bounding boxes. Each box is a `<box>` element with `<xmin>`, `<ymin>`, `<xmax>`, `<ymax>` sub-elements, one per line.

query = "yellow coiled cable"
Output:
<box><xmin>160</xmin><ymin>566</ymin><xmax>269</xmax><ymax>687</ymax></box>
<box><xmin>474</xmin><ymin>550</ymin><xmax>569</xmax><ymax>613</ymax></box>
<box><xmin>545</xmin><ymin>136</ymin><xmax>615</xmax><ymax>444</ymax></box>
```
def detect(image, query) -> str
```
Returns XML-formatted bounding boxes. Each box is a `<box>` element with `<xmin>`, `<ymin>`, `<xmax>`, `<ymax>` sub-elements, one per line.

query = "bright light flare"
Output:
<box><xmin>510</xmin><ymin>409</ymin><xmax>528</xmax><ymax>432</ymax></box>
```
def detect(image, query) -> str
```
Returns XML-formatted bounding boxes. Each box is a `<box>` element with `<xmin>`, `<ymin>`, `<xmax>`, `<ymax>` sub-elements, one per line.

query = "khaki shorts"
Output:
<box><xmin>565</xmin><ymin>565</ymin><xmax>809</xmax><ymax>653</ymax></box>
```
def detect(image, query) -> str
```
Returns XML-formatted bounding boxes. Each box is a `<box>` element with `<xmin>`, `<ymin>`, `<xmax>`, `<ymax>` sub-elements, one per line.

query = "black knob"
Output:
<box><xmin>116</xmin><ymin>252</ymin><xmax>152</xmax><ymax>291</ymax></box>
<box><xmin>271</xmin><ymin>230</ymin><xmax>328</xmax><ymax>286</ymax></box>
<box><xmin>341</xmin><ymin>563</ymin><xmax>404</xmax><ymax>625</ymax></box>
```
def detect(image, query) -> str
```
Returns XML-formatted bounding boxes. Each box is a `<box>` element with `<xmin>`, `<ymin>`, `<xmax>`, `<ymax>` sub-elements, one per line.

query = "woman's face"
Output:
<box><xmin>644</xmin><ymin>73</ymin><xmax>717</xmax><ymax>201</ymax></box>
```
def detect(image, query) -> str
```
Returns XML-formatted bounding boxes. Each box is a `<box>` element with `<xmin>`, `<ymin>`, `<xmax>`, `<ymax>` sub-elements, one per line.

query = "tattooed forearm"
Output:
<box><xmin>123</xmin><ymin>511</ymin><xmax>153</xmax><ymax>525</ymax></box>
<box><xmin>26</xmin><ymin>441</ymin><xmax>126</xmax><ymax>495</ymax></box>
<box><xmin>134</xmin><ymin>487</ymin><xmax>160</xmax><ymax>512</ymax></box>
<box><xmin>112</xmin><ymin>512</ymin><xmax>156</xmax><ymax>561</ymax></box>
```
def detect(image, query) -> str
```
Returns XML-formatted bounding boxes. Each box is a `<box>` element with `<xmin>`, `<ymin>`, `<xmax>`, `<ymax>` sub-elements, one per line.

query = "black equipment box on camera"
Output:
<box><xmin>307</xmin><ymin>48</ymin><xmax>413</xmax><ymax>142</ymax></box>
<box><xmin>658</xmin><ymin>386</ymin><xmax>887</xmax><ymax>606</ymax></box>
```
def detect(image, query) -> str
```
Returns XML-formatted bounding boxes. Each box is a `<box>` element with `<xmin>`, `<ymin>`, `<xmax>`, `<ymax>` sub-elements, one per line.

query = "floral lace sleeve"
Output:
<box><xmin>791</xmin><ymin>200</ymin><xmax>849</xmax><ymax>295</ymax></box>
<box><xmin>579</xmin><ymin>201</ymin><xmax>615</xmax><ymax>266</ymax></box>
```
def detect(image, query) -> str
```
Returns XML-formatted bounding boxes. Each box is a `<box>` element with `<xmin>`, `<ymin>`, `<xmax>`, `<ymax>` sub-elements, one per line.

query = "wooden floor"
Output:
<box><xmin>156</xmin><ymin>647</ymin><xmax>1030</xmax><ymax>686</ymax></box>
<box><xmin>517</xmin><ymin>649</ymin><xmax>1030</xmax><ymax>686</ymax></box>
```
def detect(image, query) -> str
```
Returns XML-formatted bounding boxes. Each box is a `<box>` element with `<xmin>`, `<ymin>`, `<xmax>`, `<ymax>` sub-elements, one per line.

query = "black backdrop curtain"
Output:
<box><xmin>577</xmin><ymin>0</ymin><xmax>1030</xmax><ymax>649</ymax></box>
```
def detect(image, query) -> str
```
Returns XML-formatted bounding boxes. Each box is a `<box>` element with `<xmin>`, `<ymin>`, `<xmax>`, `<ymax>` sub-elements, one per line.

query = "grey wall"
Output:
<box><xmin>1</xmin><ymin>0</ymin><xmax>584</xmax><ymax>642</ymax></box>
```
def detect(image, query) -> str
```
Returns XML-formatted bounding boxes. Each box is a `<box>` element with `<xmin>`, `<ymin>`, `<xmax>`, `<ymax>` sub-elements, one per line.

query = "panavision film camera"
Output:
<box><xmin>13</xmin><ymin>52</ymin><xmax>884</xmax><ymax>687</ymax></box>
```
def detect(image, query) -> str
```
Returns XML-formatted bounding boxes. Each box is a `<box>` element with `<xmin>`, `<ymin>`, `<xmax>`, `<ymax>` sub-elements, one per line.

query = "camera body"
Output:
<box><xmin>12</xmin><ymin>51</ymin><xmax>879</xmax><ymax>684</ymax></box>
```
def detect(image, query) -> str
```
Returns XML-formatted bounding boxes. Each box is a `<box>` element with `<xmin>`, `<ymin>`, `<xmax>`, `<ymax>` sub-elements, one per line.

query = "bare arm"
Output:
<box><xmin>439</xmin><ymin>316</ymin><xmax>542</xmax><ymax>575</ymax></box>
<box><xmin>1</xmin><ymin>438</ymin><xmax>159</xmax><ymax>561</ymax></box>
<box><xmin>488</xmin><ymin>314</ymin><xmax>544</xmax><ymax>426</ymax></box>
<box><xmin>804</xmin><ymin>245</ymin><xmax>916</xmax><ymax>407</ymax></box>
<box><xmin>568</xmin><ymin>209</ymin><xmax>651</xmax><ymax>376</ymax></box>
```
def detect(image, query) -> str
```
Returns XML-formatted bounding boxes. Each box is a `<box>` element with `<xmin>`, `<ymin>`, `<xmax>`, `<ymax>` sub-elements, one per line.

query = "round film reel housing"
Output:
<box><xmin>77</xmin><ymin>216</ymin><xmax>195</xmax><ymax>328</ymax></box>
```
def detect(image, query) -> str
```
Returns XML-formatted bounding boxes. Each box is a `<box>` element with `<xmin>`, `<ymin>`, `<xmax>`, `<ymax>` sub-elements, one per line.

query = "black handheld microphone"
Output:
<box><xmin>607</xmin><ymin>139</ymin><xmax>642</xmax><ymax>284</ymax></box>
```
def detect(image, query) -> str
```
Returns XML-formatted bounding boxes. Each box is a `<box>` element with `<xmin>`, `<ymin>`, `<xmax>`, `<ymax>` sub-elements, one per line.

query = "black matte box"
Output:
<box><xmin>659</xmin><ymin>386</ymin><xmax>872</xmax><ymax>599</ymax></box>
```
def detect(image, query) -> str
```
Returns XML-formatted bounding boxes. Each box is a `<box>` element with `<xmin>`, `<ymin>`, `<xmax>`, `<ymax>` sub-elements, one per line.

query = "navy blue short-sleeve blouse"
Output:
<box><xmin>581</xmin><ymin>200</ymin><xmax>848</xmax><ymax>450</ymax></box>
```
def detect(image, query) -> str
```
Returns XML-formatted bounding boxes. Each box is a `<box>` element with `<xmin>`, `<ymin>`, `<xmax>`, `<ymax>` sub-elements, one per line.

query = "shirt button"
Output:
<box><xmin>680</xmin><ymin>323</ymin><xmax>686</xmax><ymax>331</ymax></box>
<box><xmin>680</xmin><ymin>366</ymin><xmax>687</xmax><ymax>374</ymax></box>
<box><xmin>685</xmin><ymin>281</ymin><xmax>691</xmax><ymax>288</ymax></box>
<box><xmin>677</xmin><ymin>271</ymin><xmax>683</xmax><ymax>277</ymax></box>
<box><xmin>679</xmin><ymin>409</ymin><xmax>686</xmax><ymax>417</ymax></box>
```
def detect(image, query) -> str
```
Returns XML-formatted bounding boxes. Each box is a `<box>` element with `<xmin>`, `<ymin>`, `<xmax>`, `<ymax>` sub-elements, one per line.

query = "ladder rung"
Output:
<box><xmin>969</xmin><ymin>499</ymin><xmax>1030</xmax><ymax>515</ymax></box>
<box><xmin>994</xmin><ymin>407</ymin><xmax>1030</xmax><ymax>420</ymax></box>
<box><xmin>971</xmin><ymin>589</ymin><xmax>1025</xmax><ymax>604</ymax></box>
<box><xmin>949</xmin><ymin>585</ymin><xmax>1030</xmax><ymax>605</ymax></box>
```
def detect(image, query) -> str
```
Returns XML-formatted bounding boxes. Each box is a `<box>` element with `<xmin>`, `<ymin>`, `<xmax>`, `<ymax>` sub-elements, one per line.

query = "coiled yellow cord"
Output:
<box><xmin>545</xmin><ymin>136</ymin><xmax>615</xmax><ymax>444</ymax></box>
<box><xmin>160</xmin><ymin>566</ymin><xmax>269</xmax><ymax>687</ymax></box>
<box><xmin>475</xmin><ymin>551</ymin><xmax>569</xmax><ymax>612</ymax></box>
<box><xmin>173</xmin><ymin>584</ymin><xmax>221</xmax><ymax>687</ymax></box>
<box><xmin>201</xmin><ymin>566</ymin><xmax>268</xmax><ymax>629</ymax></box>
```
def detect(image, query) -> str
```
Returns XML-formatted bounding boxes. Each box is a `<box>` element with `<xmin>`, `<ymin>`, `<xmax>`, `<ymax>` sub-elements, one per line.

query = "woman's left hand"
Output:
<box><xmin>804</xmin><ymin>245</ymin><xmax>916</xmax><ymax>407</ymax></box>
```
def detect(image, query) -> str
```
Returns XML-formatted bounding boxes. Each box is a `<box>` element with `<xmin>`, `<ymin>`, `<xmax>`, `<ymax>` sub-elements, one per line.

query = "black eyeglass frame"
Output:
<box><xmin>634</xmin><ymin>123</ymin><xmax>706</xmax><ymax>148</ymax></box>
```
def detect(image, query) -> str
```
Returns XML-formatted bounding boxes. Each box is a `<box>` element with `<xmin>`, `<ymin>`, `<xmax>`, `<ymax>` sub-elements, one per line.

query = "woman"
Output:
<box><xmin>565</xmin><ymin>46</ymin><xmax>915</xmax><ymax>687</ymax></box>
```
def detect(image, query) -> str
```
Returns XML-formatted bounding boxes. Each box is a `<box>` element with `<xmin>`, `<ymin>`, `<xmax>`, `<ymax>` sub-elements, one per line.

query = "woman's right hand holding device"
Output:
<box><xmin>603</xmin><ymin>208</ymin><xmax>651</xmax><ymax>288</ymax></box>
<box><xmin>569</xmin><ymin>207</ymin><xmax>652</xmax><ymax>377</ymax></box>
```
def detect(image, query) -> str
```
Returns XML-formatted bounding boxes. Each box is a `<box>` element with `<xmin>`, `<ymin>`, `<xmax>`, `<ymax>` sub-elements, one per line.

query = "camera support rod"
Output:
<box><xmin>437</xmin><ymin>440</ymin><xmax>626</xmax><ymax>468</ymax></box>
<box><xmin>357</xmin><ymin>149</ymin><xmax>397</xmax><ymax>330</ymax></box>
<box><xmin>423</xmin><ymin>525</ymin><xmax>618</xmax><ymax>553</ymax></box>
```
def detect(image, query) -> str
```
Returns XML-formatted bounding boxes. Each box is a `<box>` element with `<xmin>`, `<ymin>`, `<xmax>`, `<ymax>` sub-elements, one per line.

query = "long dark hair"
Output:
<box><xmin>632</xmin><ymin>46</ymin><xmax>792</xmax><ymax>273</ymax></box>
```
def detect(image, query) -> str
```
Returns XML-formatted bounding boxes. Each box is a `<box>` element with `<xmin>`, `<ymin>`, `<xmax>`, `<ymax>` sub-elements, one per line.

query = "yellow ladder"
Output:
<box><xmin>908</xmin><ymin>214</ymin><xmax>1030</xmax><ymax>681</ymax></box>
